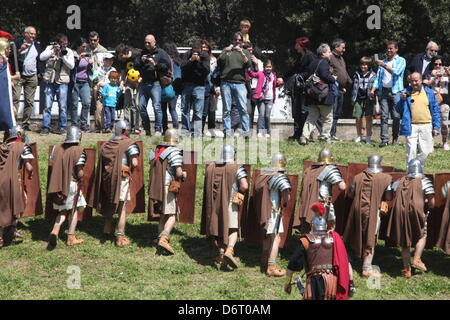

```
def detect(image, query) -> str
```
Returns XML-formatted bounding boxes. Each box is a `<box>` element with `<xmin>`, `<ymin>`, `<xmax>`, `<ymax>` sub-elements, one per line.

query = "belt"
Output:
<box><xmin>307</xmin><ymin>265</ymin><xmax>335</xmax><ymax>276</ymax></box>
<box><xmin>21</xmin><ymin>74</ymin><xmax>37</xmax><ymax>78</ymax></box>
<box><xmin>76</xmin><ymin>81</ymin><xmax>88</xmax><ymax>84</ymax></box>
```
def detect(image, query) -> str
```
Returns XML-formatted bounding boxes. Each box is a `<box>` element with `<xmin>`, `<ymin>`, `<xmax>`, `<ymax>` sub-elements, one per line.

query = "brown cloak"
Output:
<box><xmin>343</xmin><ymin>170</ymin><xmax>392</xmax><ymax>259</ymax></box>
<box><xmin>148</xmin><ymin>146</ymin><xmax>169</xmax><ymax>219</ymax></box>
<box><xmin>293</xmin><ymin>165</ymin><xmax>325</xmax><ymax>228</ymax></box>
<box><xmin>386</xmin><ymin>177</ymin><xmax>426</xmax><ymax>248</ymax></box>
<box><xmin>0</xmin><ymin>142</ymin><xmax>26</xmax><ymax>227</ymax></box>
<box><xmin>253</xmin><ymin>174</ymin><xmax>273</xmax><ymax>233</ymax></box>
<box><xmin>47</xmin><ymin>143</ymin><xmax>84</xmax><ymax>206</ymax></box>
<box><xmin>93</xmin><ymin>138</ymin><xmax>135</xmax><ymax>216</ymax></box>
<box><xmin>200</xmin><ymin>162</ymin><xmax>240</xmax><ymax>245</ymax></box>
<box><xmin>436</xmin><ymin>189</ymin><xmax>450</xmax><ymax>254</ymax></box>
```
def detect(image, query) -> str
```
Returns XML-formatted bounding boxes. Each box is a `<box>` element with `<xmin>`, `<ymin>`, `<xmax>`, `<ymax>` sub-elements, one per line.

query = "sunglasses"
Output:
<box><xmin>434</xmin><ymin>63</ymin><xmax>442</xmax><ymax>66</ymax></box>
<box><xmin>90</xmin><ymin>39</ymin><xmax>99</xmax><ymax>42</ymax></box>
<box><xmin>144</xmin><ymin>42</ymin><xmax>153</xmax><ymax>44</ymax></box>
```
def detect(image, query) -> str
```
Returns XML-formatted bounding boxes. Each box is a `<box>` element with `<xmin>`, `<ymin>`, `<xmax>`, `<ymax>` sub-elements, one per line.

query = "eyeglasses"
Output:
<box><xmin>90</xmin><ymin>39</ymin><xmax>99</xmax><ymax>42</ymax></box>
<box><xmin>429</xmin><ymin>49</ymin><xmax>438</xmax><ymax>52</ymax></box>
<box><xmin>144</xmin><ymin>42</ymin><xmax>152</xmax><ymax>44</ymax></box>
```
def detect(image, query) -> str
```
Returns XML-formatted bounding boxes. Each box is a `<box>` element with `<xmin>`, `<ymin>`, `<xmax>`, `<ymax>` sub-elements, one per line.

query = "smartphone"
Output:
<box><xmin>374</xmin><ymin>53</ymin><xmax>379</xmax><ymax>61</ymax></box>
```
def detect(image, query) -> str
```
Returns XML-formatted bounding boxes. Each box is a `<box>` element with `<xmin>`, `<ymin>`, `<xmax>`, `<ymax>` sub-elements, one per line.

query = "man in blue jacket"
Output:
<box><xmin>396</xmin><ymin>72</ymin><xmax>440</xmax><ymax>167</ymax></box>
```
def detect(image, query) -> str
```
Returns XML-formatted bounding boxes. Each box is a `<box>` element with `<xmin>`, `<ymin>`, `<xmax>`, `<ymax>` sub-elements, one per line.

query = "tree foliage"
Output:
<box><xmin>1</xmin><ymin>0</ymin><xmax>449</xmax><ymax>74</ymax></box>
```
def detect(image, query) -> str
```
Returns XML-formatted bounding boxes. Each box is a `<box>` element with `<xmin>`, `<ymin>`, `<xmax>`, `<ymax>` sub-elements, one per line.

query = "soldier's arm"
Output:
<box><xmin>131</xmin><ymin>155</ymin><xmax>138</xmax><ymax>169</ymax></box>
<box><xmin>175</xmin><ymin>166</ymin><xmax>186</xmax><ymax>181</ymax></box>
<box><xmin>383</xmin><ymin>180</ymin><xmax>394</xmax><ymax>201</ymax></box>
<box><xmin>426</xmin><ymin>195</ymin><xmax>435</xmax><ymax>210</ymax></box>
<box><xmin>239</xmin><ymin>178</ymin><xmax>248</xmax><ymax>194</ymax></box>
<box><xmin>281</xmin><ymin>189</ymin><xmax>290</xmax><ymax>208</ymax></box>
<box><xmin>347</xmin><ymin>180</ymin><xmax>356</xmax><ymax>199</ymax></box>
<box><xmin>337</xmin><ymin>180</ymin><xmax>346</xmax><ymax>191</ymax></box>
<box><xmin>25</xmin><ymin>160</ymin><xmax>33</xmax><ymax>179</ymax></box>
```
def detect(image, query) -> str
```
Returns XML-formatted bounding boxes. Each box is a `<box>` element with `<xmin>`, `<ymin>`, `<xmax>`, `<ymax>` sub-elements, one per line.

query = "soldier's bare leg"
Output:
<box><xmin>49</xmin><ymin>212</ymin><xmax>67</xmax><ymax>246</ymax></box>
<box><xmin>223</xmin><ymin>229</ymin><xmax>239</xmax><ymax>268</ymax></box>
<box><xmin>401</xmin><ymin>247</ymin><xmax>412</xmax><ymax>278</ymax></box>
<box><xmin>115</xmin><ymin>201</ymin><xmax>130</xmax><ymax>247</ymax></box>
<box><xmin>157</xmin><ymin>214</ymin><xmax>176</xmax><ymax>254</ymax></box>
<box><xmin>412</xmin><ymin>236</ymin><xmax>427</xmax><ymax>272</ymax></box>
<box><xmin>67</xmin><ymin>209</ymin><xmax>84</xmax><ymax>245</ymax></box>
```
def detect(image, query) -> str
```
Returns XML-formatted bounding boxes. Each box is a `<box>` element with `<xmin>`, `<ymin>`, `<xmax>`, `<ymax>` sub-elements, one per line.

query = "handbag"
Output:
<box><xmin>305</xmin><ymin>60</ymin><xmax>329</xmax><ymax>101</ymax></box>
<box><xmin>161</xmin><ymin>84</ymin><xmax>176</xmax><ymax>102</ymax></box>
<box><xmin>436</xmin><ymin>92</ymin><xmax>444</xmax><ymax>105</ymax></box>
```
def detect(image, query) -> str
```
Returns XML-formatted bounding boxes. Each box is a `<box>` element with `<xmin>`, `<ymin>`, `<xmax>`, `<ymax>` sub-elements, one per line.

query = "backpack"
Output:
<box><xmin>284</xmin><ymin>73</ymin><xmax>305</xmax><ymax>97</ymax></box>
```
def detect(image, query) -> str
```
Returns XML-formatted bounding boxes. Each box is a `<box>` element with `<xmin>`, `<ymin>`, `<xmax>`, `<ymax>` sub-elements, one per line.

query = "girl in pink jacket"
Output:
<box><xmin>248</xmin><ymin>59</ymin><xmax>279</xmax><ymax>137</ymax></box>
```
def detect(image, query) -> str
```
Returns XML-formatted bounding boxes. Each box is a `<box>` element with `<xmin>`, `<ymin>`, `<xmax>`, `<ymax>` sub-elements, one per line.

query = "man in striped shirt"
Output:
<box><xmin>370</xmin><ymin>41</ymin><xmax>406</xmax><ymax>147</ymax></box>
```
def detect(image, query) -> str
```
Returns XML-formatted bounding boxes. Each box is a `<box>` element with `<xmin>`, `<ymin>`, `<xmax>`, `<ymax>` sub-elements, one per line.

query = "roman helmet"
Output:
<box><xmin>160</xmin><ymin>128</ymin><xmax>179</xmax><ymax>146</ymax></box>
<box><xmin>271</xmin><ymin>152</ymin><xmax>287</xmax><ymax>171</ymax></box>
<box><xmin>310</xmin><ymin>202</ymin><xmax>327</xmax><ymax>236</ymax></box>
<box><xmin>113</xmin><ymin>120</ymin><xmax>131</xmax><ymax>139</ymax></box>
<box><xmin>407</xmin><ymin>158</ymin><xmax>424</xmax><ymax>178</ymax></box>
<box><xmin>218</xmin><ymin>144</ymin><xmax>236</xmax><ymax>163</ymax></box>
<box><xmin>368</xmin><ymin>154</ymin><xmax>383</xmax><ymax>173</ymax></box>
<box><xmin>316</xmin><ymin>148</ymin><xmax>334</xmax><ymax>165</ymax></box>
<box><xmin>4</xmin><ymin>125</ymin><xmax>25</xmax><ymax>142</ymax></box>
<box><xmin>64</xmin><ymin>126</ymin><xmax>82</xmax><ymax>144</ymax></box>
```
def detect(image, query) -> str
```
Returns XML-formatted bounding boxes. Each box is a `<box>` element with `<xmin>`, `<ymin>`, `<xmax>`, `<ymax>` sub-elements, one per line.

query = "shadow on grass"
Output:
<box><xmin>179</xmin><ymin>236</ymin><xmax>220</xmax><ymax>268</ymax></box>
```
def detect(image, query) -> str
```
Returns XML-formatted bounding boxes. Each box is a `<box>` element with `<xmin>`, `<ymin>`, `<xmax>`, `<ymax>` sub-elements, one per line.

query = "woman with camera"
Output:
<box><xmin>70</xmin><ymin>37</ymin><xmax>93</xmax><ymax>132</ymax></box>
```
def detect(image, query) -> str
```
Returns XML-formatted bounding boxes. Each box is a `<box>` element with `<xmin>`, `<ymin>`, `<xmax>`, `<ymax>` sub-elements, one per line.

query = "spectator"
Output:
<box><xmin>406</xmin><ymin>41</ymin><xmax>440</xmax><ymax>77</ymax></box>
<box><xmin>115</xmin><ymin>43</ymin><xmax>142</xmax><ymax>134</ymax></box>
<box><xmin>423</xmin><ymin>56</ymin><xmax>450</xmax><ymax>150</ymax></box>
<box><xmin>161</xmin><ymin>42</ymin><xmax>181</xmax><ymax>133</ymax></box>
<box><xmin>101</xmin><ymin>71</ymin><xmax>122</xmax><ymax>132</ymax></box>
<box><xmin>397</xmin><ymin>72</ymin><xmax>440</xmax><ymax>166</ymax></box>
<box><xmin>283</xmin><ymin>37</ymin><xmax>316</xmax><ymax>141</ymax></box>
<box><xmin>329</xmin><ymin>38</ymin><xmax>352</xmax><ymax>141</ymax></box>
<box><xmin>180</xmin><ymin>40</ymin><xmax>210</xmax><ymax>137</ymax></box>
<box><xmin>351</xmin><ymin>56</ymin><xmax>377</xmax><ymax>144</ymax></box>
<box><xmin>86</xmin><ymin>31</ymin><xmax>108</xmax><ymax>132</ymax></box>
<box><xmin>299</xmin><ymin>43</ymin><xmax>336</xmax><ymax>145</ymax></box>
<box><xmin>70</xmin><ymin>37</ymin><xmax>93</xmax><ymax>132</ymax></box>
<box><xmin>370</xmin><ymin>40</ymin><xmax>406</xmax><ymax>147</ymax></box>
<box><xmin>136</xmin><ymin>34</ymin><xmax>171</xmax><ymax>136</ymax></box>
<box><xmin>218</xmin><ymin>32</ymin><xmax>252</xmax><ymax>138</ymax></box>
<box><xmin>39</xmin><ymin>33</ymin><xmax>75</xmax><ymax>135</ymax></box>
<box><xmin>248</xmin><ymin>59</ymin><xmax>281</xmax><ymax>137</ymax></box>
<box><xmin>9</xmin><ymin>26</ymin><xmax>44</xmax><ymax>131</ymax></box>
<box><xmin>92</xmin><ymin>53</ymin><xmax>116</xmax><ymax>132</ymax></box>
<box><xmin>239</xmin><ymin>19</ymin><xmax>251</xmax><ymax>43</ymax></box>
<box><xmin>201</xmin><ymin>39</ymin><xmax>223</xmax><ymax>138</ymax></box>
<box><xmin>244</xmin><ymin>41</ymin><xmax>263</xmax><ymax>131</ymax></box>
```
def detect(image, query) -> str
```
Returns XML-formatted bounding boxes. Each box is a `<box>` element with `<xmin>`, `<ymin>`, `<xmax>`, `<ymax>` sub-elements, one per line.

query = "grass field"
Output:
<box><xmin>0</xmin><ymin>131</ymin><xmax>449</xmax><ymax>300</ymax></box>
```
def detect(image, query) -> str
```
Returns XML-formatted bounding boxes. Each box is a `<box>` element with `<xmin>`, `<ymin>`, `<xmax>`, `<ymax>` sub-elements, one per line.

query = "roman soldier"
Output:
<box><xmin>284</xmin><ymin>202</ymin><xmax>351</xmax><ymax>300</ymax></box>
<box><xmin>253</xmin><ymin>152</ymin><xmax>292</xmax><ymax>277</ymax></box>
<box><xmin>293</xmin><ymin>148</ymin><xmax>346</xmax><ymax>233</ymax></box>
<box><xmin>0</xmin><ymin>125</ymin><xmax>34</xmax><ymax>247</ymax></box>
<box><xmin>436</xmin><ymin>181</ymin><xmax>450</xmax><ymax>254</ymax></box>
<box><xmin>201</xmin><ymin>144</ymin><xmax>248</xmax><ymax>269</ymax></box>
<box><xmin>343</xmin><ymin>154</ymin><xmax>393</xmax><ymax>277</ymax></box>
<box><xmin>386</xmin><ymin>158</ymin><xmax>435</xmax><ymax>278</ymax></box>
<box><xmin>148</xmin><ymin>128</ymin><xmax>186</xmax><ymax>255</ymax></box>
<box><xmin>94</xmin><ymin>120</ymin><xmax>140</xmax><ymax>247</ymax></box>
<box><xmin>47</xmin><ymin>126</ymin><xmax>87</xmax><ymax>247</ymax></box>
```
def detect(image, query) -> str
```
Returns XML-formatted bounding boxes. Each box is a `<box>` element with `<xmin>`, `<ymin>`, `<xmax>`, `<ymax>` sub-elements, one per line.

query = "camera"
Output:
<box><xmin>83</xmin><ymin>52</ymin><xmax>92</xmax><ymax>58</ymax></box>
<box><xmin>50</xmin><ymin>42</ymin><xmax>68</xmax><ymax>56</ymax></box>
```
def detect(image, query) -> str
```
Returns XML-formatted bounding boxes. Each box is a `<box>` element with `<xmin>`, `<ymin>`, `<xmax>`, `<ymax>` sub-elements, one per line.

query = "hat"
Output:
<box><xmin>295</xmin><ymin>37</ymin><xmax>310</xmax><ymax>49</ymax></box>
<box><xmin>0</xmin><ymin>30</ymin><xmax>13</xmax><ymax>40</ymax></box>
<box><xmin>103</xmin><ymin>52</ymin><xmax>114</xmax><ymax>59</ymax></box>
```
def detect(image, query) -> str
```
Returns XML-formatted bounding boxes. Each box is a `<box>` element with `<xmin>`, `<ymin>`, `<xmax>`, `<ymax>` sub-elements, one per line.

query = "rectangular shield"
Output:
<box><xmin>426</xmin><ymin>173</ymin><xmax>450</xmax><ymax>249</ymax></box>
<box><xmin>97</xmin><ymin>140</ymin><xmax>145</xmax><ymax>214</ymax></box>
<box><xmin>244</xmin><ymin>169</ymin><xmax>299</xmax><ymax>248</ymax></box>
<box><xmin>177</xmin><ymin>151</ymin><xmax>198</xmax><ymax>224</ymax></box>
<box><xmin>45</xmin><ymin>146</ymin><xmax>96</xmax><ymax>221</ymax></box>
<box><xmin>22</xmin><ymin>142</ymin><xmax>43</xmax><ymax>218</ymax></box>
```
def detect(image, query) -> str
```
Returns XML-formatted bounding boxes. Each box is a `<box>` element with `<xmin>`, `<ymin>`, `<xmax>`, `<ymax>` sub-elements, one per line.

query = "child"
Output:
<box><xmin>248</xmin><ymin>59</ymin><xmax>281</xmax><ymax>137</ymax></box>
<box><xmin>93</xmin><ymin>53</ymin><xmax>116</xmax><ymax>132</ymax></box>
<box><xmin>101</xmin><ymin>71</ymin><xmax>122</xmax><ymax>133</ymax></box>
<box><xmin>239</xmin><ymin>20</ymin><xmax>251</xmax><ymax>43</ymax></box>
<box><xmin>351</xmin><ymin>57</ymin><xmax>377</xmax><ymax>144</ymax></box>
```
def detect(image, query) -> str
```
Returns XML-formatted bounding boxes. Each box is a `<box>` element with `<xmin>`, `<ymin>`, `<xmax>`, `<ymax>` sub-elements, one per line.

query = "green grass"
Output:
<box><xmin>0</xmin><ymin>132</ymin><xmax>449</xmax><ymax>300</ymax></box>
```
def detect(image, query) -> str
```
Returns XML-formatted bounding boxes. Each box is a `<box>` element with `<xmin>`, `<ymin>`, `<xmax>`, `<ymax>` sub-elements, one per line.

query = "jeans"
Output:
<box><xmin>104</xmin><ymin>106</ymin><xmax>116</xmax><ymax>130</ymax></box>
<box><xmin>380</xmin><ymin>88</ymin><xmax>401</xmax><ymax>143</ymax></box>
<box><xmin>42</xmin><ymin>83</ymin><xmax>68</xmax><ymax>130</ymax></box>
<box><xmin>256</xmin><ymin>99</ymin><xmax>273</xmax><ymax>134</ymax></box>
<box><xmin>71</xmin><ymin>81</ymin><xmax>91</xmax><ymax>129</ymax></box>
<box><xmin>139</xmin><ymin>82</ymin><xmax>162</xmax><ymax>133</ymax></box>
<box><xmin>221</xmin><ymin>81</ymin><xmax>249</xmax><ymax>136</ymax></box>
<box><xmin>202</xmin><ymin>94</ymin><xmax>217</xmax><ymax>131</ymax></box>
<box><xmin>181</xmin><ymin>85</ymin><xmax>205</xmax><ymax>136</ymax></box>
<box><xmin>162</xmin><ymin>95</ymin><xmax>179</xmax><ymax>132</ymax></box>
<box><xmin>330</xmin><ymin>89</ymin><xmax>344</xmax><ymax>138</ymax></box>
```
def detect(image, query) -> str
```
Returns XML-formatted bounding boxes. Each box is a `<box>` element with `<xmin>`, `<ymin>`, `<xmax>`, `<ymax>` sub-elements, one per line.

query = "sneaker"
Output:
<box><xmin>257</xmin><ymin>133</ymin><xmax>265</xmax><ymax>138</ymax></box>
<box><xmin>379</xmin><ymin>141</ymin><xmax>389</xmax><ymax>148</ymax></box>
<box><xmin>233</xmin><ymin>130</ymin><xmax>241</xmax><ymax>137</ymax></box>
<box><xmin>265</xmin><ymin>134</ymin><xmax>270</xmax><ymax>138</ymax></box>
<box><xmin>59</xmin><ymin>128</ymin><xmax>67</xmax><ymax>135</ymax></box>
<box><xmin>366</xmin><ymin>137</ymin><xmax>372</xmax><ymax>144</ymax></box>
<box><xmin>40</xmin><ymin>128</ymin><xmax>50</xmax><ymax>135</ymax></box>
<box><xmin>204</xmin><ymin>130</ymin><xmax>213</xmax><ymax>137</ymax></box>
<box><xmin>145</xmin><ymin>130</ymin><xmax>151</xmax><ymax>137</ymax></box>
<box><xmin>214</xmin><ymin>130</ymin><xmax>224</xmax><ymax>138</ymax></box>
<box><xmin>392</xmin><ymin>139</ymin><xmax>399</xmax><ymax>146</ymax></box>
<box><xmin>81</xmin><ymin>127</ymin><xmax>91</xmax><ymax>133</ymax></box>
<box><xmin>299</xmin><ymin>137</ymin><xmax>308</xmax><ymax>145</ymax></box>
<box><xmin>331</xmin><ymin>136</ymin><xmax>340</xmax><ymax>141</ymax></box>
<box><xmin>354</xmin><ymin>136</ymin><xmax>361</xmax><ymax>143</ymax></box>
<box><xmin>154</xmin><ymin>131</ymin><xmax>162</xmax><ymax>137</ymax></box>
<box><xmin>443</xmin><ymin>143</ymin><xmax>450</xmax><ymax>150</ymax></box>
